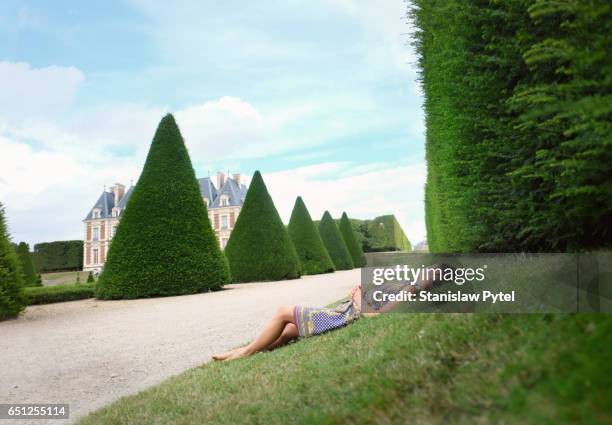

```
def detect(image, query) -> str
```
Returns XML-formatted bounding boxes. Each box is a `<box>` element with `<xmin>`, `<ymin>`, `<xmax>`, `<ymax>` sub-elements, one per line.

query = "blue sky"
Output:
<box><xmin>0</xmin><ymin>0</ymin><xmax>426</xmax><ymax>246</ymax></box>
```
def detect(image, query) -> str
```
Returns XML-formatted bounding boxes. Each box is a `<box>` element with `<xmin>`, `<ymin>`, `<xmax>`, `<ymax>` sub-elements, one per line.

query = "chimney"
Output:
<box><xmin>232</xmin><ymin>173</ymin><xmax>241</xmax><ymax>185</ymax></box>
<box><xmin>217</xmin><ymin>172</ymin><xmax>226</xmax><ymax>189</ymax></box>
<box><xmin>112</xmin><ymin>183</ymin><xmax>126</xmax><ymax>203</ymax></box>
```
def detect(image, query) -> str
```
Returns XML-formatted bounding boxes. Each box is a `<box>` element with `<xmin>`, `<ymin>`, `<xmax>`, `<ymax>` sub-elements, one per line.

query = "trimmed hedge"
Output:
<box><xmin>16</xmin><ymin>242</ymin><xmax>39</xmax><ymax>286</ymax></box>
<box><xmin>225</xmin><ymin>171</ymin><xmax>301</xmax><ymax>282</ymax></box>
<box><xmin>411</xmin><ymin>0</ymin><xmax>612</xmax><ymax>252</ymax></box>
<box><xmin>314</xmin><ymin>214</ymin><xmax>411</xmax><ymax>253</ymax></box>
<box><xmin>0</xmin><ymin>202</ymin><xmax>27</xmax><ymax>320</ymax></box>
<box><xmin>287</xmin><ymin>197</ymin><xmax>335</xmax><ymax>275</ymax></box>
<box><xmin>318</xmin><ymin>211</ymin><xmax>354</xmax><ymax>270</ymax></box>
<box><xmin>338</xmin><ymin>212</ymin><xmax>366</xmax><ymax>267</ymax></box>
<box><xmin>96</xmin><ymin>114</ymin><xmax>229</xmax><ymax>299</ymax></box>
<box><xmin>33</xmin><ymin>240</ymin><xmax>83</xmax><ymax>272</ymax></box>
<box><xmin>364</xmin><ymin>215</ymin><xmax>412</xmax><ymax>252</ymax></box>
<box><xmin>25</xmin><ymin>283</ymin><xmax>95</xmax><ymax>305</ymax></box>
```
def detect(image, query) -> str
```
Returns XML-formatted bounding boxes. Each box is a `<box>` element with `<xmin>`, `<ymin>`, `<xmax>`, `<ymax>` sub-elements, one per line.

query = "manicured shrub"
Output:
<box><xmin>25</xmin><ymin>283</ymin><xmax>95</xmax><ymax>305</ymax></box>
<box><xmin>87</xmin><ymin>272</ymin><xmax>95</xmax><ymax>283</ymax></box>
<box><xmin>33</xmin><ymin>240</ymin><xmax>83</xmax><ymax>272</ymax></box>
<box><xmin>16</xmin><ymin>242</ymin><xmax>39</xmax><ymax>286</ymax></box>
<box><xmin>411</xmin><ymin>0</ymin><xmax>612</xmax><ymax>252</ymax></box>
<box><xmin>338</xmin><ymin>212</ymin><xmax>366</xmax><ymax>267</ymax></box>
<box><xmin>365</xmin><ymin>215</ymin><xmax>411</xmax><ymax>252</ymax></box>
<box><xmin>287</xmin><ymin>197</ymin><xmax>335</xmax><ymax>275</ymax></box>
<box><xmin>225</xmin><ymin>171</ymin><xmax>301</xmax><ymax>282</ymax></box>
<box><xmin>0</xmin><ymin>202</ymin><xmax>27</xmax><ymax>320</ymax></box>
<box><xmin>314</xmin><ymin>214</ymin><xmax>411</xmax><ymax>253</ymax></box>
<box><xmin>318</xmin><ymin>211</ymin><xmax>354</xmax><ymax>270</ymax></box>
<box><xmin>96</xmin><ymin>114</ymin><xmax>230</xmax><ymax>299</ymax></box>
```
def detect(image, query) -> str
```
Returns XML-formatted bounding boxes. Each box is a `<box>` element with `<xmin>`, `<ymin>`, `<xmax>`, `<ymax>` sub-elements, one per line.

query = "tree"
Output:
<box><xmin>287</xmin><ymin>197</ymin><xmax>335</xmax><ymax>275</ymax></box>
<box><xmin>318</xmin><ymin>211</ymin><xmax>354</xmax><ymax>270</ymax></box>
<box><xmin>225</xmin><ymin>171</ymin><xmax>301</xmax><ymax>282</ymax></box>
<box><xmin>0</xmin><ymin>202</ymin><xmax>27</xmax><ymax>320</ymax></box>
<box><xmin>33</xmin><ymin>240</ymin><xmax>83</xmax><ymax>272</ymax></box>
<box><xmin>16</xmin><ymin>242</ymin><xmax>39</xmax><ymax>286</ymax></box>
<box><xmin>87</xmin><ymin>272</ymin><xmax>95</xmax><ymax>283</ymax></box>
<box><xmin>96</xmin><ymin>114</ymin><xmax>230</xmax><ymax>299</ymax></box>
<box><xmin>338</xmin><ymin>212</ymin><xmax>366</xmax><ymax>267</ymax></box>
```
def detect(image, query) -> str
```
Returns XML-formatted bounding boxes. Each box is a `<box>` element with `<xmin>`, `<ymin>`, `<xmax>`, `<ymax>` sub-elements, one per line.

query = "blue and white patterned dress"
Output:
<box><xmin>293</xmin><ymin>299</ymin><xmax>360</xmax><ymax>338</ymax></box>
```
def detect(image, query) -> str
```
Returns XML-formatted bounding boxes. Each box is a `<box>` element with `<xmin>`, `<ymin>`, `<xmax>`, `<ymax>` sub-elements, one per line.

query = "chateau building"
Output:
<box><xmin>83</xmin><ymin>172</ymin><xmax>247</xmax><ymax>272</ymax></box>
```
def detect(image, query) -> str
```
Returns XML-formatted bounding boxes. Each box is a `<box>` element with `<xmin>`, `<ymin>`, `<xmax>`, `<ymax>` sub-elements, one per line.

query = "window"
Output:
<box><xmin>221</xmin><ymin>238</ymin><xmax>228</xmax><ymax>249</ymax></box>
<box><xmin>112</xmin><ymin>210</ymin><xmax>117</xmax><ymax>217</ymax></box>
<box><xmin>221</xmin><ymin>215</ymin><xmax>228</xmax><ymax>230</ymax></box>
<box><xmin>93</xmin><ymin>248</ymin><xmax>99</xmax><ymax>264</ymax></box>
<box><xmin>92</xmin><ymin>210</ymin><xmax>100</xmax><ymax>219</ymax></box>
<box><xmin>220</xmin><ymin>196</ymin><xmax>229</xmax><ymax>207</ymax></box>
<box><xmin>111</xmin><ymin>225</ymin><xmax>117</xmax><ymax>238</ymax></box>
<box><xmin>93</xmin><ymin>227</ymin><xmax>99</xmax><ymax>241</ymax></box>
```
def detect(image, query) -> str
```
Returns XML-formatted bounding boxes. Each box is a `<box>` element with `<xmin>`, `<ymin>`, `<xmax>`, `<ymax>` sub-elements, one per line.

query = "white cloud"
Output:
<box><xmin>176</xmin><ymin>96</ymin><xmax>265</xmax><ymax>160</ymax></box>
<box><xmin>265</xmin><ymin>160</ymin><xmax>427</xmax><ymax>244</ymax></box>
<box><xmin>0</xmin><ymin>61</ymin><xmax>84</xmax><ymax>118</ymax></box>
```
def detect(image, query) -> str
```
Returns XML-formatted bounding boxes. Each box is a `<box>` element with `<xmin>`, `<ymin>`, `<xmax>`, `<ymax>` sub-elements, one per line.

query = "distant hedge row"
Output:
<box><xmin>317</xmin><ymin>215</ymin><xmax>411</xmax><ymax>253</ymax></box>
<box><xmin>33</xmin><ymin>240</ymin><xmax>83</xmax><ymax>272</ymax></box>
<box><xmin>411</xmin><ymin>1</ymin><xmax>612</xmax><ymax>252</ymax></box>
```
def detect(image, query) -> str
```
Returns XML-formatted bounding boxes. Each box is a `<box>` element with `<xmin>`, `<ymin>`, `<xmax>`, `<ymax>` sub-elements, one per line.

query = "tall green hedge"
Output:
<box><xmin>33</xmin><ymin>240</ymin><xmax>83</xmax><ymax>272</ymax></box>
<box><xmin>287</xmin><ymin>197</ymin><xmax>335</xmax><ymax>275</ymax></box>
<box><xmin>318</xmin><ymin>211</ymin><xmax>354</xmax><ymax>270</ymax></box>
<box><xmin>411</xmin><ymin>0</ymin><xmax>612</xmax><ymax>252</ymax></box>
<box><xmin>16</xmin><ymin>242</ymin><xmax>39</xmax><ymax>286</ymax></box>
<box><xmin>225</xmin><ymin>171</ymin><xmax>301</xmax><ymax>282</ymax></box>
<box><xmin>0</xmin><ymin>203</ymin><xmax>27</xmax><ymax>320</ymax></box>
<box><xmin>96</xmin><ymin>114</ymin><xmax>229</xmax><ymax>299</ymax></box>
<box><xmin>338</xmin><ymin>212</ymin><xmax>366</xmax><ymax>267</ymax></box>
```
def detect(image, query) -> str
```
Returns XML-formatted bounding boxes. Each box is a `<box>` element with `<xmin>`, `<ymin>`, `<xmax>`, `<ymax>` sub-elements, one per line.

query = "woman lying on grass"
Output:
<box><xmin>213</xmin><ymin>266</ymin><xmax>446</xmax><ymax>361</ymax></box>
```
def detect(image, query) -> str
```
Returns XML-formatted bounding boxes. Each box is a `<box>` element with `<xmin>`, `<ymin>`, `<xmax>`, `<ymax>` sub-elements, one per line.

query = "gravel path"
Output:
<box><xmin>0</xmin><ymin>269</ymin><xmax>359</xmax><ymax>424</ymax></box>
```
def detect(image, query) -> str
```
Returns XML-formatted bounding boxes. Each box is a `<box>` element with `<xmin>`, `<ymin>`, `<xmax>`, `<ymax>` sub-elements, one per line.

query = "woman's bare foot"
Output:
<box><xmin>212</xmin><ymin>347</ymin><xmax>242</xmax><ymax>361</ymax></box>
<box><xmin>224</xmin><ymin>347</ymin><xmax>250</xmax><ymax>361</ymax></box>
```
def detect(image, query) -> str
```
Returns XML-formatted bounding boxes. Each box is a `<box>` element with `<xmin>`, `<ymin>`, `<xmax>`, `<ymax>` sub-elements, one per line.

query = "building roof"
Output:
<box><xmin>83</xmin><ymin>186</ymin><xmax>133</xmax><ymax>221</ymax></box>
<box><xmin>84</xmin><ymin>176</ymin><xmax>247</xmax><ymax>221</ymax></box>
<box><xmin>116</xmin><ymin>186</ymin><xmax>134</xmax><ymax>209</ymax></box>
<box><xmin>210</xmin><ymin>177</ymin><xmax>248</xmax><ymax>208</ymax></box>
<box><xmin>198</xmin><ymin>177</ymin><xmax>218</xmax><ymax>203</ymax></box>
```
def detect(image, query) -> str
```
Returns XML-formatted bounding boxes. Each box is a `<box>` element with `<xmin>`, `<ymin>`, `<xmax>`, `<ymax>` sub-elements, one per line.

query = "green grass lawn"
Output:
<box><xmin>79</xmin><ymin>314</ymin><xmax>611</xmax><ymax>425</ymax></box>
<box><xmin>41</xmin><ymin>271</ymin><xmax>90</xmax><ymax>286</ymax></box>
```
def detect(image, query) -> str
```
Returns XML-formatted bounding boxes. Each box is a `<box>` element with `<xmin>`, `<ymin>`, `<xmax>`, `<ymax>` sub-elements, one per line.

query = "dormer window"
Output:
<box><xmin>204</xmin><ymin>197</ymin><xmax>209</xmax><ymax>207</ymax></box>
<box><xmin>220</xmin><ymin>195</ymin><xmax>229</xmax><ymax>207</ymax></box>
<box><xmin>92</xmin><ymin>209</ymin><xmax>101</xmax><ymax>219</ymax></box>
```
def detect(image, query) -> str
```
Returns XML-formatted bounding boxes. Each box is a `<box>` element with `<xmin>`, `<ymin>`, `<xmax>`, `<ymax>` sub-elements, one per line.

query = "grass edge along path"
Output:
<box><xmin>79</xmin><ymin>314</ymin><xmax>611</xmax><ymax>424</ymax></box>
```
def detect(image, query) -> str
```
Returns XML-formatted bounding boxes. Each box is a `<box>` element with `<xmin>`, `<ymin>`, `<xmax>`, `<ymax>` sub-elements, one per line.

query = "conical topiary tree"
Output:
<box><xmin>0</xmin><ymin>202</ymin><xmax>27</xmax><ymax>320</ymax></box>
<box><xmin>338</xmin><ymin>212</ymin><xmax>366</xmax><ymax>267</ymax></box>
<box><xmin>318</xmin><ymin>211</ymin><xmax>354</xmax><ymax>270</ymax></box>
<box><xmin>225</xmin><ymin>171</ymin><xmax>301</xmax><ymax>282</ymax></box>
<box><xmin>96</xmin><ymin>114</ymin><xmax>230</xmax><ymax>299</ymax></box>
<box><xmin>16</xmin><ymin>242</ymin><xmax>39</xmax><ymax>286</ymax></box>
<box><xmin>287</xmin><ymin>197</ymin><xmax>334</xmax><ymax>275</ymax></box>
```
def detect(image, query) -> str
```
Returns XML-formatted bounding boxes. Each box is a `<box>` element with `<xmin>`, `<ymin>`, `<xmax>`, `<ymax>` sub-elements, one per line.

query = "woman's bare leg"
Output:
<box><xmin>225</xmin><ymin>305</ymin><xmax>295</xmax><ymax>360</ymax></box>
<box><xmin>265</xmin><ymin>323</ymin><xmax>299</xmax><ymax>351</ymax></box>
<box><xmin>213</xmin><ymin>322</ymin><xmax>298</xmax><ymax>361</ymax></box>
